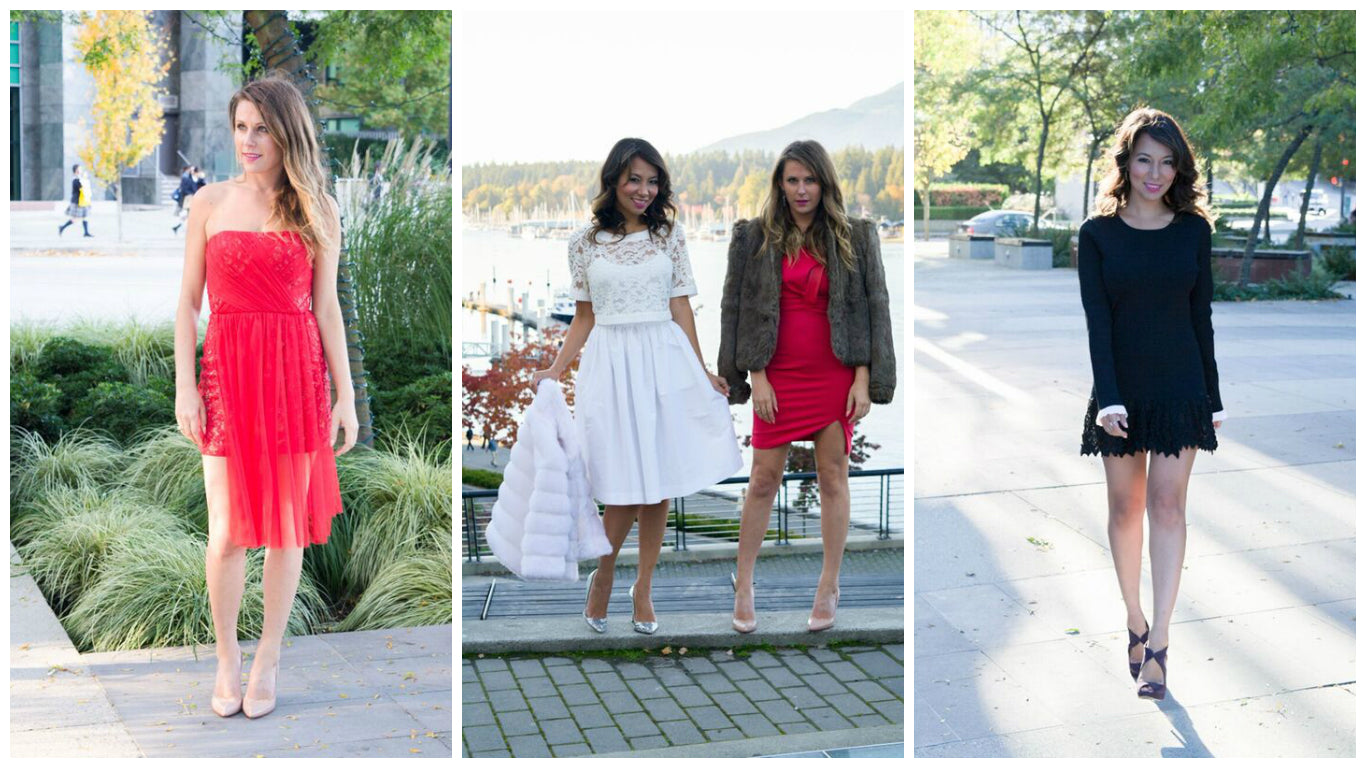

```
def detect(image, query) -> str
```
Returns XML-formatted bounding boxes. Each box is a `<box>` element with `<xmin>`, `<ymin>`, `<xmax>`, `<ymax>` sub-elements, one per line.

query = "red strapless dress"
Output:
<box><xmin>751</xmin><ymin>248</ymin><xmax>855</xmax><ymax>454</ymax></box>
<box><xmin>199</xmin><ymin>230</ymin><xmax>342</xmax><ymax>548</ymax></box>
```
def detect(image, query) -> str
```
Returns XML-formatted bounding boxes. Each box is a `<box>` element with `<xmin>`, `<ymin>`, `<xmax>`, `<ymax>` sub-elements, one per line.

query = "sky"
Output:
<box><xmin>459</xmin><ymin>10</ymin><xmax>905</xmax><ymax>165</ymax></box>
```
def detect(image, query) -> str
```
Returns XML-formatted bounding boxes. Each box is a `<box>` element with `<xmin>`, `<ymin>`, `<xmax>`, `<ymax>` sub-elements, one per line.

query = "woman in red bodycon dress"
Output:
<box><xmin>173</xmin><ymin>74</ymin><xmax>357</xmax><ymax>720</ymax></box>
<box><xmin>718</xmin><ymin>140</ymin><xmax>896</xmax><ymax>633</ymax></box>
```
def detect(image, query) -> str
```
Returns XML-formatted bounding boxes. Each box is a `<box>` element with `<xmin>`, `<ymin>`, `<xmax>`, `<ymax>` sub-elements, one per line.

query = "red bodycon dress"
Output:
<box><xmin>751</xmin><ymin>248</ymin><xmax>855</xmax><ymax>454</ymax></box>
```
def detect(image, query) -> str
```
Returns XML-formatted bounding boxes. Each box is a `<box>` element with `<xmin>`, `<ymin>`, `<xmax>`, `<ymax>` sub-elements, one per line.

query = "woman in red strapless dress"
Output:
<box><xmin>173</xmin><ymin>76</ymin><xmax>357</xmax><ymax>721</ymax></box>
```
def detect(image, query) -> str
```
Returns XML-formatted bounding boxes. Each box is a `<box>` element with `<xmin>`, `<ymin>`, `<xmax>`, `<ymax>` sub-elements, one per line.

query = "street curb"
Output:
<box><xmin>595</xmin><ymin>724</ymin><xmax>905</xmax><ymax>758</ymax></box>
<box><xmin>461</xmin><ymin>538</ymin><xmax>905</xmax><ymax>576</ymax></box>
<box><xmin>460</xmin><ymin>607</ymin><xmax>904</xmax><ymax>654</ymax></box>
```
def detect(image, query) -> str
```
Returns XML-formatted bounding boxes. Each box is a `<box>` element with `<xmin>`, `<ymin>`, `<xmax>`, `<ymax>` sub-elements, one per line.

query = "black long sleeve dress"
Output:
<box><xmin>1079</xmin><ymin>212</ymin><xmax>1223</xmax><ymax>458</ymax></box>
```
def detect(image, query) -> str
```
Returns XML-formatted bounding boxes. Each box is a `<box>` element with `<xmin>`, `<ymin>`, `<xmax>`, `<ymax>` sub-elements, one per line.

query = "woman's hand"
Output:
<box><xmin>331</xmin><ymin>398</ymin><xmax>359</xmax><ymax>456</ymax></box>
<box><xmin>752</xmin><ymin>373</ymin><xmax>778</xmax><ymax>424</ymax></box>
<box><xmin>1213</xmin><ymin>420</ymin><xmax>1222</xmax><ymax>430</ymax></box>
<box><xmin>530</xmin><ymin>365</ymin><xmax>563</xmax><ymax>390</ymax></box>
<box><xmin>706</xmin><ymin>371</ymin><xmax>730</xmax><ymax>398</ymax></box>
<box><xmin>175</xmin><ymin>385</ymin><xmax>206</xmax><ymax>450</ymax></box>
<box><xmin>1101</xmin><ymin>412</ymin><xmax>1129</xmax><ymax>438</ymax></box>
<box><xmin>845</xmin><ymin>379</ymin><xmax>871</xmax><ymax>423</ymax></box>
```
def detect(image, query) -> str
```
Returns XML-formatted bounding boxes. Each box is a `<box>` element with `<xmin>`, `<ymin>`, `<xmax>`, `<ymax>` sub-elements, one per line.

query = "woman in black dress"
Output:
<box><xmin>1079</xmin><ymin>108</ymin><xmax>1224</xmax><ymax>701</ymax></box>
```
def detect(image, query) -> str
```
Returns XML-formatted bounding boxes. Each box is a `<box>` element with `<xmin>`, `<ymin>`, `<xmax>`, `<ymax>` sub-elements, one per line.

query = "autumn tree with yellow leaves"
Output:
<box><xmin>73</xmin><ymin>11</ymin><xmax>170</xmax><ymax>241</ymax></box>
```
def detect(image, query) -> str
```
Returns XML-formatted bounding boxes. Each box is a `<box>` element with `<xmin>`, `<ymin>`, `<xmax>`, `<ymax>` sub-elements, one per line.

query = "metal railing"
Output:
<box><xmin>461</xmin><ymin>467</ymin><xmax>903</xmax><ymax>563</ymax></box>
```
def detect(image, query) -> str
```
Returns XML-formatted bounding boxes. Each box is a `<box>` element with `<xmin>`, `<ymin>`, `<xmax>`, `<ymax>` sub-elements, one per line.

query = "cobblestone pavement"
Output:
<box><xmin>461</xmin><ymin>643</ymin><xmax>904</xmax><ymax>757</ymax></box>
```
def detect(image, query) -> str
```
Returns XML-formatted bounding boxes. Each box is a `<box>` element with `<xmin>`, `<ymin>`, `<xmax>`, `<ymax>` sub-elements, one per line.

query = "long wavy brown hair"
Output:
<box><xmin>1093</xmin><ymin>107</ymin><xmax>1211</xmax><ymax>224</ymax></box>
<box><xmin>228</xmin><ymin>73</ymin><xmax>338</xmax><ymax>261</ymax></box>
<box><xmin>588</xmin><ymin>138</ymin><xmax>675</xmax><ymax>243</ymax></box>
<box><xmin>758</xmin><ymin>140</ymin><xmax>854</xmax><ymax>269</ymax></box>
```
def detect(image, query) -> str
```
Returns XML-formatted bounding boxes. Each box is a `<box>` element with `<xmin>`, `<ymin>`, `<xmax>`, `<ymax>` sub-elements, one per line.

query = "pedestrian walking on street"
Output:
<box><xmin>466</xmin><ymin>426</ymin><xmax>475</xmax><ymax>451</ymax></box>
<box><xmin>531</xmin><ymin>137</ymin><xmax>740</xmax><ymax>637</ymax></box>
<box><xmin>718</xmin><ymin>140</ymin><xmax>895</xmax><ymax>634</ymax></box>
<box><xmin>57</xmin><ymin>164</ymin><xmax>93</xmax><ymax>237</ymax></box>
<box><xmin>171</xmin><ymin>165</ymin><xmax>198</xmax><ymax>234</ymax></box>
<box><xmin>1079</xmin><ymin>108</ymin><xmax>1224</xmax><ymax>702</ymax></box>
<box><xmin>174</xmin><ymin>74</ymin><xmax>357</xmax><ymax>722</ymax></box>
<box><xmin>489</xmin><ymin>437</ymin><xmax>499</xmax><ymax>467</ymax></box>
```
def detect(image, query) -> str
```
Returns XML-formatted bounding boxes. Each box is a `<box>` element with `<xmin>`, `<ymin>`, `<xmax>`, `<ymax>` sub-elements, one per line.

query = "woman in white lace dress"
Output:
<box><xmin>532</xmin><ymin>138</ymin><xmax>741</xmax><ymax>635</ymax></box>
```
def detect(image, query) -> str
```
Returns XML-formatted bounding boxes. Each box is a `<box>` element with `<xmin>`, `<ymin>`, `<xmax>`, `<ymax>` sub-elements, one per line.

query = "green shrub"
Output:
<box><xmin>17</xmin><ymin>487</ymin><xmax>183</xmax><ymax>612</ymax></box>
<box><xmin>337</xmin><ymin>549</ymin><xmax>452</xmax><ymax>631</ymax></box>
<box><xmin>924</xmin><ymin>183</ymin><xmax>1009</xmax><ymax>207</ymax></box>
<box><xmin>69</xmin><ymin>381</ymin><xmax>174</xmax><ymax>446</ymax></box>
<box><xmin>461</xmin><ymin>468</ymin><xmax>503</xmax><ymax>489</ymax></box>
<box><xmin>124</xmin><ymin>426</ymin><xmax>208</xmax><ymax>536</ymax></box>
<box><xmin>65</xmin><ymin>532</ymin><xmax>329</xmax><ymax>652</ymax></box>
<box><xmin>11</xmin><ymin>370</ymin><xmax>65</xmax><ymax>442</ymax></box>
<box><xmin>374</xmin><ymin>371</ymin><xmax>452</xmax><ymax>454</ymax></box>
<box><xmin>1319</xmin><ymin>245</ymin><xmax>1355</xmax><ymax>281</ymax></box>
<box><xmin>10</xmin><ymin>428</ymin><xmax>126</xmax><ymax>515</ymax></box>
<box><xmin>1033</xmin><ymin>227</ymin><xmax>1075</xmax><ymax>267</ymax></box>
<box><xmin>346</xmin><ymin>138</ymin><xmax>453</xmax><ymax>361</ymax></box>
<box><xmin>343</xmin><ymin>434</ymin><xmax>452</xmax><ymax>595</ymax></box>
<box><xmin>365</xmin><ymin>337</ymin><xmax>450</xmax><ymax>396</ymax></box>
<box><xmin>34</xmin><ymin>337</ymin><xmax>131</xmax><ymax>416</ymax></box>
<box><xmin>65</xmin><ymin>318</ymin><xmax>176</xmax><ymax>387</ymax></box>
<box><xmin>910</xmin><ymin>204</ymin><xmax>991</xmax><ymax>221</ymax></box>
<box><xmin>1214</xmin><ymin>266</ymin><xmax>1344</xmax><ymax>301</ymax></box>
<box><xmin>11</xmin><ymin>321</ymin><xmax>56</xmax><ymax>372</ymax></box>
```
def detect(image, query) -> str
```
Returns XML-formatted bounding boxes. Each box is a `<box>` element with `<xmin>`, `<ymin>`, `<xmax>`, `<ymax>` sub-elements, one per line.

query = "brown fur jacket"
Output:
<box><xmin>717</xmin><ymin>217</ymin><xmax>896</xmax><ymax>405</ymax></box>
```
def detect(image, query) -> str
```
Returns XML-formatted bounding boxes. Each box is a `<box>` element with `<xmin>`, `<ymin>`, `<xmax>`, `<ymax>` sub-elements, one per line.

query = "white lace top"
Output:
<box><xmin>568</xmin><ymin>223</ymin><xmax>697</xmax><ymax>325</ymax></box>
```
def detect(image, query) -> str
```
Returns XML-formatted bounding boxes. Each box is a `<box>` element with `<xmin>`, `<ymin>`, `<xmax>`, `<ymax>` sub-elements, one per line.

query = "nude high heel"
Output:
<box><xmin>731</xmin><ymin>573</ymin><xmax>757</xmax><ymax>634</ymax></box>
<box><xmin>210</xmin><ymin>649</ymin><xmax>243</xmax><ymax>717</ymax></box>
<box><xmin>242</xmin><ymin>656</ymin><xmax>279</xmax><ymax>719</ymax></box>
<box><xmin>807</xmin><ymin>585</ymin><xmax>840</xmax><ymax>633</ymax></box>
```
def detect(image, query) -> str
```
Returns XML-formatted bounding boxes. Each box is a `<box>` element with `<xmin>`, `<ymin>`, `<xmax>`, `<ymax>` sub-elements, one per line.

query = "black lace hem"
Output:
<box><xmin>1080</xmin><ymin>392</ymin><xmax>1218</xmax><ymax>458</ymax></box>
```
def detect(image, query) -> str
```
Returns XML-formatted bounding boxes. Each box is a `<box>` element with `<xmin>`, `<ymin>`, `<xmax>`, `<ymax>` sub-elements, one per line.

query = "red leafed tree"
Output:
<box><xmin>462</xmin><ymin>327</ymin><xmax>579</xmax><ymax>445</ymax></box>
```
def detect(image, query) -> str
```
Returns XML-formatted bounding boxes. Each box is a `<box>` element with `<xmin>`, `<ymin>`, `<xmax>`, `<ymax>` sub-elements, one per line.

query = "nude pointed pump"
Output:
<box><xmin>211</xmin><ymin>651</ymin><xmax>243</xmax><ymax>717</ymax></box>
<box><xmin>731</xmin><ymin>573</ymin><xmax>757</xmax><ymax>634</ymax></box>
<box><xmin>807</xmin><ymin>586</ymin><xmax>840</xmax><ymax>633</ymax></box>
<box><xmin>242</xmin><ymin>659</ymin><xmax>278</xmax><ymax>719</ymax></box>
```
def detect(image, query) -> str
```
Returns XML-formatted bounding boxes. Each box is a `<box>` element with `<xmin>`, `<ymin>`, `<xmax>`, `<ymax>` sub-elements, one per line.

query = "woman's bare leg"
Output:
<box><xmin>632</xmin><ymin>499</ymin><xmax>671</xmax><ymax>622</ymax></box>
<box><xmin>1143</xmin><ymin>447</ymin><xmax>1198</xmax><ymax>685</ymax></box>
<box><xmin>1103</xmin><ymin>452</ymin><xmax>1150</xmax><ymax>668</ymax></box>
<box><xmin>247</xmin><ymin>465</ymin><xmax>306</xmax><ymax>704</ymax></box>
<box><xmin>203</xmin><ymin>456</ymin><xmax>246</xmax><ymax>702</ymax></box>
<box><xmin>811</xmin><ymin>422</ymin><xmax>850</xmax><ymax>622</ymax></box>
<box><xmin>734</xmin><ymin>445</ymin><xmax>790</xmax><ymax>624</ymax></box>
<box><xmin>587</xmin><ymin>504</ymin><xmax>638</xmax><ymax>619</ymax></box>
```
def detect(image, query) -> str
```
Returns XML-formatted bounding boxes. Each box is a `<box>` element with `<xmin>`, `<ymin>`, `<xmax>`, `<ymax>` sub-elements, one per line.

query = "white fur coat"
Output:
<box><xmin>484</xmin><ymin>380</ymin><xmax>611</xmax><ymax>580</ymax></box>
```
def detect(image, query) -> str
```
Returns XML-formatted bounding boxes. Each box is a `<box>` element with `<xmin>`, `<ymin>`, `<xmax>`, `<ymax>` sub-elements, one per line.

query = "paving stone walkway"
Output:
<box><xmin>461</xmin><ymin>643</ymin><xmax>904</xmax><ymax>757</ymax></box>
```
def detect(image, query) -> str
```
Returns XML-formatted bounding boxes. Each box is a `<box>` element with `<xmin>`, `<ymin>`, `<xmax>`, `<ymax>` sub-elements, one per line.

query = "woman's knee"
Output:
<box><xmin>206</xmin><ymin>534</ymin><xmax>245</xmax><ymax>562</ymax></box>
<box><xmin>1107</xmin><ymin>490</ymin><xmax>1145</xmax><ymax>522</ymax></box>
<box><xmin>1147</xmin><ymin>494</ymin><xmax>1186</xmax><ymax>528</ymax></box>
<box><xmin>748</xmin><ymin>465</ymin><xmax>784</xmax><ymax>499</ymax></box>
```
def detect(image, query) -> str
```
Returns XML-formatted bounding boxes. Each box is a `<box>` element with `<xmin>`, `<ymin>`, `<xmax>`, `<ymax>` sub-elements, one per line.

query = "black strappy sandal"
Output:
<box><xmin>1137</xmin><ymin>645</ymin><xmax>1168</xmax><ymax>700</ymax></box>
<box><xmin>1127</xmin><ymin>622</ymin><xmax>1150</xmax><ymax>681</ymax></box>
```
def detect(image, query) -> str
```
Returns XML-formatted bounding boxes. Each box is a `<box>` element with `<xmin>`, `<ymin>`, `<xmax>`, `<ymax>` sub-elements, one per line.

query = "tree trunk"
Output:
<box><xmin>1240</xmin><ymin>124</ymin><xmax>1313</xmax><ymax>286</ymax></box>
<box><xmin>244</xmin><ymin>10</ymin><xmax>374</xmax><ymax>447</ymax></box>
<box><xmin>1033</xmin><ymin>119</ymin><xmax>1049</xmax><ymax>234</ymax></box>
<box><xmin>1293</xmin><ymin>131</ymin><xmax>1323</xmax><ymax>250</ymax></box>
<box><xmin>919</xmin><ymin>184</ymin><xmax>933</xmax><ymax>241</ymax></box>
<box><xmin>1082</xmin><ymin>137</ymin><xmax>1101</xmax><ymax>221</ymax></box>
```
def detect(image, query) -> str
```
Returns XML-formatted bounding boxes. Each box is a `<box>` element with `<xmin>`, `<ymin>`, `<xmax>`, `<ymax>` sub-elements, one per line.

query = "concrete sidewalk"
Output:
<box><xmin>913</xmin><ymin>240</ymin><xmax>1355</xmax><ymax>757</ymax></box>
<box><xmin>10</xmin><ymin>543</ymin><xmax>453</xmax><ymax>758</ymax></box>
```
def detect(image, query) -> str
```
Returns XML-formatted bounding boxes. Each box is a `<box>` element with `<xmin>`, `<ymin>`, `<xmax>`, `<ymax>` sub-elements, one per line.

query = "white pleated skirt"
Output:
<box><xmin>575</xmin><ymin>320</ymin><xmax>742</xmax><ymax>505</ymax></box>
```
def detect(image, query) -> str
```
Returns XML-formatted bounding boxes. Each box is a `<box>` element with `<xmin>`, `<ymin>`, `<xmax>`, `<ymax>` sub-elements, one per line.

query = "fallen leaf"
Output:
<box><xmin>19</xmin><ymin>643</ymin><xmax>30</xmax><ymax>650</ymax></box>
<box><xmin>339</xmin><ymin>693</ymin><xmax>349</xmax><ymax>699</ymax></box>
<box><xmin>410</xmin><ymin>748</ymin><xmax>422</xmax><ymax>754</ymax></box>
<box><xmin>679</xmin><ymin>648</ymin><xmax>688</xmax><ymax>655</ymax></box>
<box><xmin>1064</xmin><ymin>628</ymin><xmax>1079</xmax><ymax>635</ymax></box>
<box><xmin>403</xmin><ymin>671</ymin><xmax>417</xmax><ymax>681</ymax></box>
<box><xmin>661</xmin><ymin>647</ymin><xmax>672</xmax><ymax>655</ymax></box>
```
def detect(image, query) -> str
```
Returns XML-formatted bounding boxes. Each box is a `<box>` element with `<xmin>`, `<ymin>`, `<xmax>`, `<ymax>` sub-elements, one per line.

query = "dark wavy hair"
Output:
<box><xmin>588</xmin><ymin>138</ymin><xmax>675</xmax><ymax>243</ymax></box>
<box><xmin>758</xmin><ymin>140</ymin><xmax>854</xmax><ymax>269</ymax></box>
<box><xmin>1093</xmin><ymin>107</ymin><xmax>1211</xmax><ymax>224</ymax></box>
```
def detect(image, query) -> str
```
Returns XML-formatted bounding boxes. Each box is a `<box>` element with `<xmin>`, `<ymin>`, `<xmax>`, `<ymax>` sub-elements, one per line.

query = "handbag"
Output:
<box><xmin>171</xmin><ymin>188</ymin><xmax>182</xmax><ymax>203</ymax></box>
<box><xmin>77</xmin><ymin>184</ymin><xmax>89</xmax><ymax>207</ymax></box>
